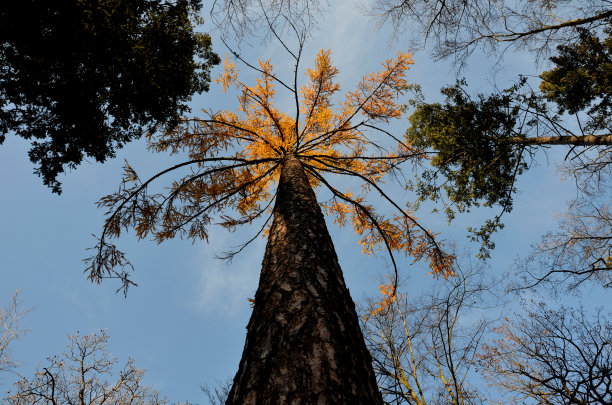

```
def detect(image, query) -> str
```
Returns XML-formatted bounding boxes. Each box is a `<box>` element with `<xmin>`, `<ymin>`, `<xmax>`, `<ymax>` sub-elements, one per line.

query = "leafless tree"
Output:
<box><xmin>200</xmin><ymin>379</ymin><xmax>231</xmax><ymax>405</ymax></box>
<box><xmin>478</xmin><ymin>304</ymin><xmax>612</xmax><ymax>404</ymax></box>
<box><xmin>0</xmin><ymin>291</ymin><xmax>29</xmax><ymax>374</ymax></box>
<box><xmin>515</xmin><ymin>159</ymin><xmax>612</xmax><ymax>291</ymax></box>
<box><xmin>210</xmin><ymin>0</ymin><xmax>325</xmax><ymax>42</ymax></box>
<box><xmin>368</xmin><ymin>0</ymin><xmax>612</xmax><ymax>65</ymax></box>
<box><xmin>5</xmin><ymin>330</ymin><xmax>168</xmax><ymax>404</ymax></box>
<box><xmin>361</xmin><ymin>263</ymin><xmax>500</xmax><ymax>404</ymax></box>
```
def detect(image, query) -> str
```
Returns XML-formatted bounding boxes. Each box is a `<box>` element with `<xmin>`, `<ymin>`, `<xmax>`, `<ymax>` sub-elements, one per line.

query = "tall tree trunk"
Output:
<box><xmin>226</xmin><ymin>154</ymin><xmax>383</xmax><ymax>404</ymax></box>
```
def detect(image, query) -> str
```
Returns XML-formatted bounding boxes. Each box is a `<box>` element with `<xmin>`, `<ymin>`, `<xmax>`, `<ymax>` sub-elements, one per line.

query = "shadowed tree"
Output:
<box><xmin>85</xmin><ymin>32</ymin><xmax>454</xmax><ymax>403</ymax></box>
<box><xmin>0</xmin><ymin>0</ymin><xmax>219</xmax><ymax>193</ymax></box>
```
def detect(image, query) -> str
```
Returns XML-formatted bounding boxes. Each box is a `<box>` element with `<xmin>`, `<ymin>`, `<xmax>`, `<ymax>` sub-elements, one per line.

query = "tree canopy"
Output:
<box><xmin>406</xmin><ymin>81</ymin><xmax>532</xmax><ymax>253</ymax></box>
<box><xmin>363</xmin><ymin>265</ymin><xmax>496</xmax><ymax>404</ymax></box>
<box><xmin>87</xmin><ymin>45</ymin><xmax>455</xmax><ymax>294</ymax></box>
<box><xmin>84</xmin><ymin>32</ymin><xmax>461</xmax><ymax>400</ymax></box>
<box><xmin>0</xmin><ymin>0</ymin><xmax>219</xmax><ymax>193</ymax></box>
<box><xmin>540</xmin><ymin>24</ymin><xmax>612</xmax><ymax>126</ymax></box>
<box><xmin>361</xmin><ymin>3</ymin><xmax>612</xmax><ymax>400</ymax></box>
<box><xmin>402</xmin><ymin>19</ymin><xmax>612</xmax><ymax>263</ymax></box>
<box><xmin>0</xmin><ymin>291</ymin><xmax>28</xmax><ymax>374</ymax></box>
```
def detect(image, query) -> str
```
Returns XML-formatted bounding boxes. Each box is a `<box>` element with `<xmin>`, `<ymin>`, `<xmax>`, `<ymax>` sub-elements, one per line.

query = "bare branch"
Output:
<box><xmin>6</xmin><ymin>331</ymin><xmax>168</xmax><ymax>404</ymax></box>
<box><xmin>0</xmin><ymin>291</ymin><xmax>29</xmax><ymax>373</ymax></box>
<box><xmin>362</xmin><ymin>261</ymin><xmax>500</xmax><ymax>404</ymax></box>
<box><xmin>478</xmin><ymin>304</ymin><xmax>612</xmax><ymax>404</ymax></box>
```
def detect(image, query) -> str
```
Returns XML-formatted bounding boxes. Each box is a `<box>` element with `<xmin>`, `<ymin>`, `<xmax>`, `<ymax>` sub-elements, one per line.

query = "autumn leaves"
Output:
<box><xmin>88</xmin><ymin>47</ymin><xmax>454</xmax><ymax>295</ymax></box>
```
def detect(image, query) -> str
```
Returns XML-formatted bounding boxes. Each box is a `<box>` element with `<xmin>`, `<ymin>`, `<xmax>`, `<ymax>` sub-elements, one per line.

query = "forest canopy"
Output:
<box><xmin>0</xmin><ymin>0</ymin><xmax>219</xmax><ymax>193</ymax></box>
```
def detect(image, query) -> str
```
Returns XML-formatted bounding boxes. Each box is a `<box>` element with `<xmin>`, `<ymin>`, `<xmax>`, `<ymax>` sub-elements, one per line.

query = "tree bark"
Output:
<box><xmin>226</xmin><ymin>154</ymin><xmax>383</xmax><ymax>405</ymax></box>
<box><xmin>477</xmin><ymin>9</ymin><xmax>612</xmax><ymax>43</ymax></box>
<box><xmin>506</xmin><ymin>134</ymin><xmax>612</xmax><ymax>146</ymax></box>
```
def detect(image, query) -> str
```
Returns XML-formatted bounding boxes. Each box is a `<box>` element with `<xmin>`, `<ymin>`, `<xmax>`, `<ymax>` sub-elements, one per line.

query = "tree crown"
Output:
<box><xmin>0</xmin><ymin>0</ymin><xmax>220</xmax><ymax>192</ymax></box>
<box><xmin>87</xmin><ymin>45</ymin><xmax>454</xmax><ymax>294</ymax></box>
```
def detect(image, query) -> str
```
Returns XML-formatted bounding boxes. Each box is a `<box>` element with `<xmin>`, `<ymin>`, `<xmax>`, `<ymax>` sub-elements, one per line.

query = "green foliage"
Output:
<box><xmin>540</xmin><ymin>21</ymin><xmax>612</xmax><ymax>133</ymax></box>
<box><xmin>407</xmin><ymin>82</ymin><xmax>527</xmax><ymax>210</ymax></box>
<box><xmin>406</xmin><ymin>22</ymin><xmax>612</xmax><ymax>257</ymax></box>
<box><xmin>0</xmin><ymin>0</ymin><xmax>220</xmax><ymax>193</ymax></box>
<box><xmin>406</xmin><ymin>81</ymin><xmax>533</xmax><ymax>255</ymax></box>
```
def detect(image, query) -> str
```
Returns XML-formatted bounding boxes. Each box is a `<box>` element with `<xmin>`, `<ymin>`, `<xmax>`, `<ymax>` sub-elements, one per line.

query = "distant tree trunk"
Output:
<box><xmin>226</xmin><ymin>154</ymin><xmax>384</xmax><ymax>404</ymax></box>
<box><xmin>506</xmin><ymin>134</ymin><xmax>612</xmax><ymax>146</ymax></box>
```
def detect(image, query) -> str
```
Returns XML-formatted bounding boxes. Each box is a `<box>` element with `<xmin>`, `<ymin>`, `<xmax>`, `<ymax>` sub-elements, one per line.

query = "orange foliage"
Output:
<box><xmin>365</xmin><ymin>280</ymin><xmax>398</xmax><ymax>321</ymax></box>
<box><xmin>88</xmin><ymin>47</ymin><xmax>455</xmax><ymax>292</ymax></box>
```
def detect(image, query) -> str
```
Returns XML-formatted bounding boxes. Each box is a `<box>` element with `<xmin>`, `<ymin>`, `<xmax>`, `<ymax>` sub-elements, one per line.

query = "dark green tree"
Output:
<box><xmin>540</xmin><ymin>25</ymin><xmax>612</xmax><ymax>131</ymax></box>
<box><xmin>404</xmin><ymin>24</ymin><xmax>612</xmax><ymax>277</ymax></box>
<box><xmin>406</xmin><ymin>80</ymin><xmax>531</xmax><ymax>255</ymax></box>
<box><xmin>405</xmin><ymin>74</ymin><xmax>611</xmax><ymax>256</ymax></box>
<box><xmin>0</xmin><ymin>0</ymin><xmax>219</xmax><ymax>193</ymax></box>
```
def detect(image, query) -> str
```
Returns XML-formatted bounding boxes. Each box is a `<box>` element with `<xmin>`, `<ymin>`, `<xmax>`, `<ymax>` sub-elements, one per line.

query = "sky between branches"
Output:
<box><xmin>0</xmin><ymin>0</ymin><xmax>599</xmax><ymax>402</ymax></box>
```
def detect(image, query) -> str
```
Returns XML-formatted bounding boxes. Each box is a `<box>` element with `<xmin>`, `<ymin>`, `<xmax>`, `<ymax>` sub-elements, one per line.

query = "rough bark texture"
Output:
<box><xmin>507</xmin><ymin>134</ymin><xmax>612</xmax><ymax>146</ymax></box>
<box><xmin>226</xmin><ymin>155</ymin><xmax>384</xmax><ymax>405</ymax></box>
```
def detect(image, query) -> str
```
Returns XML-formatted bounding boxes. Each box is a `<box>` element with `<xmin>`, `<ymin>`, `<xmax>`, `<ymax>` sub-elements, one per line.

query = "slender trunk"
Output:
<box><xmin>226</xmin><ymin>155</ymin><xmax>383</xmax><ymax>404</ymax></box>
<box><xmin>506</xmin><ymin>134</ymin><xmax>612</xmax><ymax>146</ymax></box>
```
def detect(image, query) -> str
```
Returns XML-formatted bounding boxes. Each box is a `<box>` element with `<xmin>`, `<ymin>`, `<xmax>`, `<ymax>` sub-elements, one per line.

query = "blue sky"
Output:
<box><xmin>0</xmin><ymin>1</ymin><xmax>603</xmax><ymax>403</ymax></box>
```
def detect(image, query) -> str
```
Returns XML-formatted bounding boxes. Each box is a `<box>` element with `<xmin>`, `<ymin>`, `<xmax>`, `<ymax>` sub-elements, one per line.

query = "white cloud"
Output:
<box><xmin>194</xmin><ymin>233</ymin><xmax>265</xmax><ymax>318</ymax></box>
